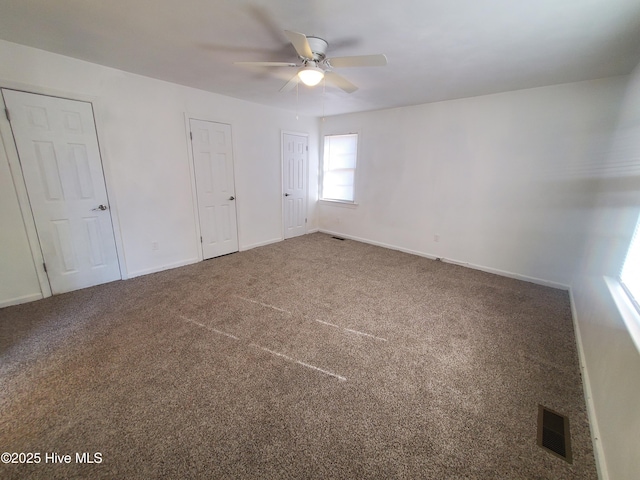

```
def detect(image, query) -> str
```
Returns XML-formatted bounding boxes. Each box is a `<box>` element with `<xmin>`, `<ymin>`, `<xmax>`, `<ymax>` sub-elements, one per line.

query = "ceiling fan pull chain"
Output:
<box><xmin>322</xmin><ymin>77</ymin><xmax>326</xmax><ymax>120</ymax></box>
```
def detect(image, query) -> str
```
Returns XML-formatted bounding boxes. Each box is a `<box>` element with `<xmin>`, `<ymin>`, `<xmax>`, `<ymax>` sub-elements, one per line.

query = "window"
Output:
<box><xmin>322</xmin><ymin>133</ymin><xmax>358</xmax><ymax>203</ymax></box>
<box><xmin>621</xmin><ymin>216</ymin><xmax>640</xmax><ymax>311</ymax></box>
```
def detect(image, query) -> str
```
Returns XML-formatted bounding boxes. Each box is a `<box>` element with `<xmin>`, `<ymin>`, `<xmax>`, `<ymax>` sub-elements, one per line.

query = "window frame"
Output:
<box><xmin>320</xmin><ymin>132</ymin><xmax>359</xmax><ymax>204</ymax></box>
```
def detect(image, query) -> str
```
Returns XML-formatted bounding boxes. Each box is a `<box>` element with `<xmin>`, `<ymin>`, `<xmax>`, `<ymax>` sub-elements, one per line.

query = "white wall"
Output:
<box><xmin>319</xmin><ymin>77</ymin><xmax>628</xmax><ymax>287</ymax></box>
<box><xmin>571</xmin><ymin>62</ymin><xmax>640</xmax><ymax>480</ymax></box>
<box><xmin>0</xmin><ymin>132</ymin><xmax>42</xmax><ymax>305</ymax></box>
<box><xmin>0</xmin><ymin>39</ymin><xmax>318</xmax><ymax>306</ymax></box>
<box><xmin>319</xmin><ymin>74</ymin><xmax>640</xmax><ymax>479</ymax></box>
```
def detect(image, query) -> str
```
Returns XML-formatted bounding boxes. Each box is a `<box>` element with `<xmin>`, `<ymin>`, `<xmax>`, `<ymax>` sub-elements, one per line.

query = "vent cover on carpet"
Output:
<box><xmin>537</xmin><ymin>405</ymin><xmax>572</xmax><ymax>463</ymax></box>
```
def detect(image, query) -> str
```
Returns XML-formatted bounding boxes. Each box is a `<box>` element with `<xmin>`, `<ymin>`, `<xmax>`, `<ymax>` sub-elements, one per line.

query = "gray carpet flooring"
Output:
<box><xmin>0</xmin><ymin>233</ymin><xmax>597</xmax><ymax>479</ymax></box>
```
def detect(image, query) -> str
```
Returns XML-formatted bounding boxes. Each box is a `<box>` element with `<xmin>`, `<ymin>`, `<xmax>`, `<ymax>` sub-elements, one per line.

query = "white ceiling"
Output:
<box><xmin>0</xmin><ymin>0</ymin><xmax>639</xmax><ymax>117</ymax></box>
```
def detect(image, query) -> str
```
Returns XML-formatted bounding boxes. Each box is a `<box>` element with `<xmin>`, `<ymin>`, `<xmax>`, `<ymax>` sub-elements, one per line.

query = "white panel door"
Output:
<box><xmin>283</xmin><ymin>133</ymin><xmax>307</xmax><ymax>239</ymax></box>
<box><xmin>190</xmin><ymin>119</ymin><xmax>238</xmax><ymax>259</ymax></box>
<box><xmin>3</xmin><ymin>89</ymin><xmax>120</xmax><ymax>294</ymax></box>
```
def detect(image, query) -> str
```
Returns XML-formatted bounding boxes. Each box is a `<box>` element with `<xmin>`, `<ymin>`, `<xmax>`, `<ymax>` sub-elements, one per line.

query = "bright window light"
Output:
<box><xmin>322</xmin><ymin>134</ymin><xmax>358</xmax><ymax>203</ymax></box>
<box><xmin>621</xmin><ymin>215</ymin><xmax>640</xmax><ymax>311</ymax></box>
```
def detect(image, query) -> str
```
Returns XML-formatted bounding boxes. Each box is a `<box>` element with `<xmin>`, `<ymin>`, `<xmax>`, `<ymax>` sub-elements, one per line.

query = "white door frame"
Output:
<box><xmin>184</xmin><ymin>112</ymin><xmax>240</xmax><ymax>260</ymax></box>
<box><xmin>281</xmin><ymin>130</ymin><xmax>309</xmax><ymax>240</ymax></box>
<box><xmin>0</xmin><ymin>81</ymin><xmax>127</xmax><ymax>298</ymax></box>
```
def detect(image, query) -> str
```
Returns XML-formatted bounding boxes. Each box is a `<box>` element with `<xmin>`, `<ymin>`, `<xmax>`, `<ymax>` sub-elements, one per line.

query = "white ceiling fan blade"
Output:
<box><xmin>284</xmin><ymin>30</ymin><xmax>314</xmax><ymax>59</ymax></box>
<box><xmin>325</xmin><ymin>71</ymin><xmax>358</xmax><ymax>94</ymax></box>
<box><xmin>280</xmin><ymin>73</ymin><xmax>300</xmax><ymax>92</ymax></box>
<box><xmin>235</xmin><ymin>61</ymin><xmax>298</xmax><ymax>67</ymax></box>
<box><xmin>328</xmin><ymin>54</ymin><xmax>387</xmax><ymax>68</ymax></box>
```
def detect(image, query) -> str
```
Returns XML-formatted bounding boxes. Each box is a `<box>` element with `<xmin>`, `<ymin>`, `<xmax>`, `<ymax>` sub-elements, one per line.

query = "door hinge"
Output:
<box><xmin>4</xmin><ymin>108</ymin><xmax>10</xmax><ymax>122</ymax></box>
<box><xmin>200</xmin><ymin>236</ymin><xmax>203</xmax><ymax>243</ymax></box>
<box><xmin>306</xmin><ymin>145</ymin><xmax>308</xmax><ymax>151</ymax></box>
<box><xmin>190</xmin><ymin>131</ymin><xmax>193</xmax><ymax>140</ymax></box>
<box><xmin>305</xmin><ymin>218</ymin><xmax>308</xmax><ymax>223</ymax></box>
<box><xmin>43</xmin><ymin>262</ymin><xmax>47</xmax><ymax>273</ymax></box>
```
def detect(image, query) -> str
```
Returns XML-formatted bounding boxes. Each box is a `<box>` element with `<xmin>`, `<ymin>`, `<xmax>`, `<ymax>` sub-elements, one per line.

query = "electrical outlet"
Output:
<box><xmin>434</xmin><ymin>234</ymin><xmax>440</xmax><ymax>243</ymax></box>
<box><xmin>152</xmin><ymin>241</ymin><xmax>159</xmax><ymax>251</ymax></box>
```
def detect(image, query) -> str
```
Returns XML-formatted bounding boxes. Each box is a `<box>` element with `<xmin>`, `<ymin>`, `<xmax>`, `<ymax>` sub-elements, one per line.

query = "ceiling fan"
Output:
<box><xmin>235</xmin><ymin>30</ymin><xmax>387</xmax><ymax>93</ymax></box>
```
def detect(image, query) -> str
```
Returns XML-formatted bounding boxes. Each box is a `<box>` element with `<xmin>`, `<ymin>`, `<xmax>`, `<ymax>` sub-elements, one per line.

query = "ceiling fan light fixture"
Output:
<box><xmin>298</xmin><ymin>65</ymin><xmax>324</xmax><ymax>86</ymax></box>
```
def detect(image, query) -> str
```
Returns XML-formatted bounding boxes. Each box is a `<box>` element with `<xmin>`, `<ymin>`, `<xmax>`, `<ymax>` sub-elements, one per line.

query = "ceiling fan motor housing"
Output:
<box><xmin>306</xmin><ymin>36</ymin><xmax>328</xmax><ymax>61</ymax></box>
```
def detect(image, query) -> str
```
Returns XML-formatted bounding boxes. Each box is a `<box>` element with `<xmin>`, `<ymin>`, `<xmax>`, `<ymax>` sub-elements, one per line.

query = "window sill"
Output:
<box><xmin>319</xmin><ymin>199</ymin><xmax>358</xmax><ymax>208</ymax></box>
<box><xmin>604</xmin><ymin>276</ymin><xmax>640</xmax><ymax>353</ymax></box>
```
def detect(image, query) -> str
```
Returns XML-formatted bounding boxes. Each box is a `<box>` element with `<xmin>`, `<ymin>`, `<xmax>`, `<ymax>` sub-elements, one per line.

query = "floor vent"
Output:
<box><xmin>537</xmin><ymin>405</ymin><xmax>572</xmax><ymax>463</ymax></box>
<box><xmin>332</xmin><ymin>236</ymin><xmax>345</xmax><ymax>241</ymax></box>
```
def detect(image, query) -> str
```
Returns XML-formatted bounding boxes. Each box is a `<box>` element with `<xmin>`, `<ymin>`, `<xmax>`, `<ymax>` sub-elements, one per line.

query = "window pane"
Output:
<box><xmin>324</xmin><ymin>184</ymin><xmax>354</xmax><ymax>202</ymax></box>
<box><xmin>322</xmin><ymin>133</ymin><xmax>357</xmax><ymax>202</ymax></box>
<box><xmin>328</xmin><ymin>153</ymin><xmax>356</xmax><ymax>170</ymax></box>
<box><xmin>329</xmin><ymin>134</ymin><xmax>357</xmax><ymax>154</ymax></box>
<box><xmin>326</xmin><ymin>135</ymin><xmax>357</xmax><ymax>169</ymax></box>
<box><xmin>621</xmin><ymin>217</ymin><xmax>640</xmax><ymax>308</ymax></box>
<box><xmin>325</xmin><ymin>170</ymin><xmax>354</xmax><ymax>188</ymax></box>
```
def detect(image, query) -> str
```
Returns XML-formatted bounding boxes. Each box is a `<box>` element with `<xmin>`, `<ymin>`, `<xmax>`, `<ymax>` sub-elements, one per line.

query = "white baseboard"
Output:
<box><xmin>126</xmin><ymin>237</ymin><xmax>288</xmax><ymax>278</ymax></box>
<box><xmin>318</xmin><ymin>229</ymin><xmax>569</xmax><ymax>290</ymax></box>
<box><xmin>127</xmin><ymin>257</ymin><xmax>200</xmax><ymax>279</ymax></box>
<box><xmin>444</xmin><ymin>258</ymin><xmax>570</xmax><ymax>290</ymax></box>
<box><xmin>320</xmin><ymin>228</ymin><xmax>439</xmax><ymax>258</ymax></box>
<box><xmin>240</xmin><ymin>237</ymin><xmax>283</xmax><ymax>251</ymax></box>
<box><xmin>569</xmin><ymin>288</ymin><xmax>609</xmax><ymax>480</ymax></box>
<box><xmin>0</xmin><ymin>292</ymin><xmax>43</xmax><ymax>308</ymax></box>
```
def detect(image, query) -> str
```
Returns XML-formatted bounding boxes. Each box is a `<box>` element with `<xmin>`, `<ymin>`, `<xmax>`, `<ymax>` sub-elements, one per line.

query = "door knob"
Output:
<box><xmin>229</xmin><ymin>196</ymin><xmax>235</xmax><ymax>201</ymax></box>
<box><xmin>92</xmin><ymin>204</ymin><xmax>108</xmax><ymax>211</ymax></box>
<box><xmin>284</xmin><ymin>193</ymin><xmax>291</xmax><ymax>196</ymax></box>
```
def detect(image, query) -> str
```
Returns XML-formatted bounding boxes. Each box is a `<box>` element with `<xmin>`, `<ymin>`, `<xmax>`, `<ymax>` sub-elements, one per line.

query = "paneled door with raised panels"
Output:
<box><xmin>3</xmin><ymin>89</ymin><xmax>121</xmax><ymax>294</ymax></box>
<box><xmin>189</xmin><ymin>119</ymin><xmax>239</xmax><ymax>259</ymax></box>
<box><xmin>282</xmin><ymin>133</ymin><xmax>307</xmax><ymax>239</ymax></box>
